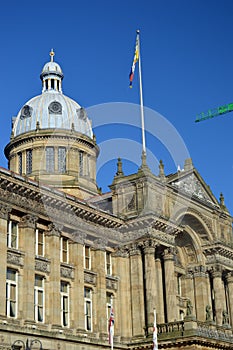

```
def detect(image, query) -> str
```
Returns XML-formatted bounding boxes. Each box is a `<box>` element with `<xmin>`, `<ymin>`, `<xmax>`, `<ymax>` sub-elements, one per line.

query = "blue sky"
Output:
<box><xmin>1</xmin><ymin>0</ymin><xmax>233</xmax><ymax>214</ymax></box>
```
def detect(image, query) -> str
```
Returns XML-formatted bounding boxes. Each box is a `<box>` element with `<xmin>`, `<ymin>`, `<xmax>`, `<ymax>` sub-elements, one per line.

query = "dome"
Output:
<box><xmin>12</xmin><ymin>50</ymin><xmax>93</xmax><ymax>139</ymax></box>
<box><xmin>13</xmin><ymin>92</ymin><xmax>93</xmax><ymax>138</ymax></box>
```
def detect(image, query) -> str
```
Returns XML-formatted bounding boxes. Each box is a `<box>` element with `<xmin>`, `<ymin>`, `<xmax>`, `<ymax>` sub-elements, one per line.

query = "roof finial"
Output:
<box><xmin>50</xmin><ymin>48</ymin><xmax>55</xmax><ymax>62</ymax></box>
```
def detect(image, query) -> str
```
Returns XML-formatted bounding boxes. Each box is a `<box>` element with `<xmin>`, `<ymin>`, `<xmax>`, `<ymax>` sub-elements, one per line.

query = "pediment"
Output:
<box><xmin>168</xmin><ymin>171</ymin><xmax>219</xmax><ymax>207</ymax></box>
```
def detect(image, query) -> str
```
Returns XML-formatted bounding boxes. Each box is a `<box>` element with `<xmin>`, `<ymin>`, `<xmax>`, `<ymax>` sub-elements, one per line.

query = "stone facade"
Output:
<box><xmin>0</xmin><ymin>52</ymin><xmax>233</xmax><ymax>350</ymax></box>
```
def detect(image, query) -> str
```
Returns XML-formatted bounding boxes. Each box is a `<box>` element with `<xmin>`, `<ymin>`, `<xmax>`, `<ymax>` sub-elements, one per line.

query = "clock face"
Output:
<box><xmin>20</xmin><ymin>105</ymin><xmax>32</xmax><ymax>120</ymax></box>
<box><xmin>49</xmin><ymin>101</ymin><xmax>62</xmax><ymax>114</ymax></box>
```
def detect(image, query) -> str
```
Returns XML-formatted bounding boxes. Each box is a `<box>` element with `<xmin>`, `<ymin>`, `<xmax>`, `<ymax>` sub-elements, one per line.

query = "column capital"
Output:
<box><xmin>210</xmin><ymin>265</ymin><xmax>223</xmax><ymax>279</ymax></box>
<box><xmin>92</xmin><ymin>237</ymin><xmax>108</xmax><ymax>251</ymax></box>
<box><xmin>46</xmin><ymin>223</ymin><xmax>62</xmax><ymax>237</ymax></box>
<box><xmin>0</xmin><ymin>203</ymin><xmax>11</xmax><ymax>219</ymax></box>
<box><xmin>129</xmin><ymin>243</ymin><xmax>141</xmax><ymax>257</ymax></box>
<box><xmin>113</xmin><ymin>246</ymin><xmax>129</xmax><ymax>258</ymax></box>
<box><xmin>71</xmin><ymin>231</ymin><xmax>87</xmax><ymax>245</ymax></box>
<box><xmin>19</xmin><ymin>214</ymin><xmax>38</xmax><ymax>229</ymax></box>
<box><xmin>140</xmin><ymin>239</ymin><xmax>157</xmax><ymax>255</ymax></box>
<box><xmin>163</xmin><ymin>247</ymin><xmax>176</xmax><ymax>261</ymax></box>
<box><xmin>193</xmin><ymin>265</ymin><xmax>208</xmax><ymax>278</ymax></box>
<box><xmin>226</xmin><ymin>271</ymin><xmax>233</xmax><ymax>284</ymax></box>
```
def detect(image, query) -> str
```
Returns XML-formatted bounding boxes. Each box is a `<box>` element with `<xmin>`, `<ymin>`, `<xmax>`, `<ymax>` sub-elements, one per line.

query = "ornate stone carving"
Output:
<box><xmin>35</xmin><ymin>258</ymin><xmax>50</xmax><ymax>273</ymax></box>
<box><xmin>113</xmin><ymin>246</ymin><xmax>128</xmax><ymax>258</ymax></box>
<box><xmin>19</xmin><ymin>214</ymin><xmax>37</xmax><ymax>228</ymax></box>
<box><xmin>71</xmin><ymin>231</ymin><xmax>87</xmax><ymax>244</ymax></box>
<box><xmin>106</xmin><ymin>276</ymin><xmax>118</xmax><ymax>291</ymax></box>
<box><xmin>0</xmin><ymin>203</ymin><xmax>11</xmax><ymax>219</ymax></box>
<box><xmin>7</xmin><ymin>251</ymin><xmax>24</xmax><ymax>267</ymax></box>
<box><xmin>171</xmin><ymin>173</ymin><xmax>214</xmax><ymax>204</ymax></box>
<box><xmin>46</xmin><ymin>223</ymin><xmax>62</xmax><ymax>237</ymax></box>
<box><xmin>84</xmin><ymin>270</ymin><xmax>97</xmax><ymax>285</ymax></box>
<box><xmin>93</xmin><ymin>237</ymin><xmax>108</xmax><ymax>251</ymax></box>
<box><xmin>60</xmin><ymin>265</ymin><xmax>74</xmax><ymax>279</ymax></box>
<box><xmin>128</xmin><ymin>243</ymin><xmax>141</xmax><ymax>256</ymax></box>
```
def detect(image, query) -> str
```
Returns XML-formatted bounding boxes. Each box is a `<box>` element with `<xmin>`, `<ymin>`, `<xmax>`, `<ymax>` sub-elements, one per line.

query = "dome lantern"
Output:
<box><xmin>40</xmin><ymin>49</ymin><xmax>64</xmax><ymax>93</ymax></box>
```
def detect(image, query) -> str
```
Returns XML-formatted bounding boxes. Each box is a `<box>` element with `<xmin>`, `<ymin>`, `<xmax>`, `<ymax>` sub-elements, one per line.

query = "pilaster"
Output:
<box><xmin>70</xmin><ymin>239</ymin><xmax>85</xmax><ymax>331</ymax></box>
<box><xmin>114</xmin><ymin>247</ymin><xmax>131</xmax><ymax>340</ymax></box>
<box><xmin>93</xmin><ymin>244</ymin><xmax>107</xmax><ymax>337</ymax></box>
<box><xmin>18</xmin><ymin>214</ymin><xmax>37</xmax><ymax>322</ymax></box>
<box><xmin>226</xmin><ymin>272</ymin><xmax>233</xmax><ymax>328</ymax></box>
<box><xmin>0</xmin><ymin>205</ymin><xmax>11</xmax><ymax>316</ymax></box>
<box><xmin>46</xmin><ymin>223</ymin><xmax>62</xmax><ymax>327</ymax></box>
<box><xmin>193</xmin><ymin>266</ymin><xmax>210</xmax><ymax>322</ymax></box>
<box><xmin>129</xmin><ymin>243</ymin><xmax>145</xmax><ymax>337</ymax></box>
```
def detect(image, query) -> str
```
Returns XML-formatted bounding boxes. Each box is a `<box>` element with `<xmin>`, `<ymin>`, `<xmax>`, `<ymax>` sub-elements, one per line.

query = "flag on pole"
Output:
<box><xmin>153</xmin><ymin>309</ymin><xmax>158</xmax><ymax>350</ymax></box>
<box><xmin>129</xmin><ymin>31</ymin><xmax>140</xmax><ymax>88</ymax></box>
<box><xmin>108</xmin><ymin>306</ymin><xmax>115</xmax><ymax>347</ymax></box>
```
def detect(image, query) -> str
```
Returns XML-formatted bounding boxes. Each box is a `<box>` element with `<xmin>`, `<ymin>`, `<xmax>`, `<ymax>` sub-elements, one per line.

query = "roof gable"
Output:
<box><xmin>168</xmin><ymin>170</ymin><xmax>220</xmax><ymax>208</ymax></box>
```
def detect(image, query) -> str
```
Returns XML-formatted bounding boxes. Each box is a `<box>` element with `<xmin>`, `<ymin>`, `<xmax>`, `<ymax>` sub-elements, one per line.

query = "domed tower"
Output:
<box><xmin>4</xmin><ymin>50</ymin><xmax>99</xmax><ymax>199</ymax></box>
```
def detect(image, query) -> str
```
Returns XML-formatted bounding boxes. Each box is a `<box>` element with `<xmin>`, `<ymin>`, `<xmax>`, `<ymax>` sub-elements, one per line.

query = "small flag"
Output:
<box><xmin>153</xmin><ymin>309</ymin><xmax>158</xmax><ymax>350</ymax></box>
<box><xmin>108</xmin><ymin>306</ymin><xmax>115</xmax><ymax>346</ymax></box>
<box><xmin>129</xmin><ymin>31</ymin><xmax>140</xmax><ymax>88</ymax></box>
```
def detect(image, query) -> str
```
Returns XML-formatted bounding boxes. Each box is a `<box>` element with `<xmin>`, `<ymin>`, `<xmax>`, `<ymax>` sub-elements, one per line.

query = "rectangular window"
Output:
<box><xmin>26</xmin><ymin>149</ymin><xmax>32</xmax><ymax>175</ymax></box>
<box><xmin>106</xmin><ymin>292</ymin><xmax>113</xmax><ymax>332</ymax></box>
<box><xmin>60</xmin><ymin>237</ymin><xmax>69</xmax><ymax>263</ymax></box>
<box><xmin>7</xmin><ymin>220</ymin><xmax>18</xmax><ymax>249</ymax></box>
<box><xmin>34</xmin><ymin>275</ymin><xmax>44</xmax><ymax>322</ymax></box>
<box><xmin>61</xmin><ymin>281</ymin><xmax>69</xmax><ymax>327</ymax></box>
<box><xmin>35</xmin><ymin>229</ymin><xmax>44</xmax><ymax>256</ymax></box>
<box><xmin>58</xmin><ymin>147</ymin><xmax>66</xmax><ymax>173</ymax></box>
<box><xmin>18</xmin><ymin>152</ymin><xmax>22</xmax><ymax>175</ymax></box>
<box><xmin>84</xmin><ymin>245</ymin><xmax>91</xmax><ymax>270</ymax></box>
<box><xmin>84</xmin><ymin>287</ymin><xmax>92</xmax><ymax>331</ymax></box>
<box><xmin>79</xmin><ymin>151</ymin><xmax>84</xmax><ymax>176</ymax></box>
<box><xmin>105</xmin><ymin>251</ymin><xmax>112</xmax><ymax>275</ymax></box>
<box><xmin>46</xmin><ymin>147</ymin><xmax>55</xmax><ymax>173</ymax></box>
<box><xmin>6</xmin><ymin>268</ymin><xmax>17</xmax><ymax>318</ymax></box>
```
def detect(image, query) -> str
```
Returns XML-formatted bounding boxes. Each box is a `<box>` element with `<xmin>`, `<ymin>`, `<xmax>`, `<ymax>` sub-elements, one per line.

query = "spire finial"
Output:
<box><xmin>50</xmin><ymin>49</ymin><xmax>55</xmax><ymax>62</ymax></box>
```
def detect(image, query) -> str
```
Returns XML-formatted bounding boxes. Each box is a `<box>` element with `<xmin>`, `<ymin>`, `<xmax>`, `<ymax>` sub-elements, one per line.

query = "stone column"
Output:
<box><xmin>163</xmin><ymin>248</ymin><xmax>177</xmax><ymax>322</ymax></box>
<box><xmin>226</xmin><ymin>272</ymin><xmax>233</xmax><ymax>328</ymax></box>
<box><xmin>193</xmin><ymin>266</ymin><xmax>210</xmax><ymax>322</ymax></box>
<box><xmin>142</xmin><ymin>240</ymin><xmax>157</xmax><ymax>327</ymax></box>
<box><xmin>129</xmin><ymin>244</ymin><xmax>145</xmax><ymax>337</ymax></box>
<box><xmin>0</xmin><ymin>205</ymin><xmax>11</xmax><ymax>316</ymax></box>
<box><xmin>46</xmin><ymin>223</ymin><xmax>62</xmax><ymax>327</ymax></box>
<box><xmin>212</xmin><ymin>266</ymin><xmax>226</xmax><ymax>326</ymax></box>
<box><xmin>155</xmin><ymin>256</ymin><xmax>165</xmax><ymax>323</ymax></box>
<box><xmin>93</xmin><ymin>238</ymin><xmax>107</xmax><ymax>337</ymax></box>
<box><xmin>70</xmin><ymin>232</ymin><xmax>85</xmax><ymax>331</ymax></box>
<box><xmin>114</xmin><ymin>248</ymin><xmax>132</xmax><ymax>340</ymax></box>
<box><xmin>19</xmin><ymin>214</ymin><xmax>37</xmax><ymax>322</ymax></box>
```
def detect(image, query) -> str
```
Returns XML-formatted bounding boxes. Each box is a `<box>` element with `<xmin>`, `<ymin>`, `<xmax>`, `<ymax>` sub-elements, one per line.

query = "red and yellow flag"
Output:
<box><xmin>129</xmin><ymin>31</ymin><xmax>139</xmax><ymax>88</ymax></box>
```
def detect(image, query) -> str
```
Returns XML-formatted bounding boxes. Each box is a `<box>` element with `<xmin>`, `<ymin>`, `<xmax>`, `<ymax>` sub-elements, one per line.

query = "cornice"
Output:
<box><xmin>0</xmin><ymin>168</ymin><xmax>123</xmax><ymax>233</ymax></box>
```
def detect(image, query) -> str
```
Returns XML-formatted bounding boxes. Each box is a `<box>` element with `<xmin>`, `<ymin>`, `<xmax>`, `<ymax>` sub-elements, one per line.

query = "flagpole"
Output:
<box><xmin>137</xmin><ymin>29</ymin><xmax>146</xmax><ymax>156</ymax></box>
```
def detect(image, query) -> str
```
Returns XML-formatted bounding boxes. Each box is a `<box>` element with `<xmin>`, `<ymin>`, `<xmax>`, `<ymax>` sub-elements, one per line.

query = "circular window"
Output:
<box><xmin>49</xmin><ymin>101</ymin><xmax>62</xmax><ymax>114</ymax></box>
<box><xmin>20</xmin><ymin>105</ymin><xmax>32</xmax><ymax>119</ymax></box>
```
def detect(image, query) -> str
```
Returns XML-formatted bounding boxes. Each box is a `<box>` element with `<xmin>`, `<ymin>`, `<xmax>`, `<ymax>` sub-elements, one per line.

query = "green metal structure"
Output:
<box><xmin>195</xmin><ymin>102</ymin><xmax>233</xmax><ymax>122</ymax></box>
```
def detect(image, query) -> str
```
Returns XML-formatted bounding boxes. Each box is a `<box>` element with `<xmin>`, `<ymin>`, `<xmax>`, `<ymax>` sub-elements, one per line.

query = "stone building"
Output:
<box><xmin>0</xmin><ymin>51</ymin><xmax>233</xmax><ymax>349</ymax></box>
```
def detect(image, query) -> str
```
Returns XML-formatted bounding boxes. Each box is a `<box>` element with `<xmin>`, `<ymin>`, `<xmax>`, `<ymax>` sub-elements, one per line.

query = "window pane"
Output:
<box><xmin>10</xmin><ymin>285</ymin><xmax>16</xmax><ymax>300</ymax></box>
<box><xmin>7</xmin><ymin>269</ymin><xmax>16</xmax><ymax>281</ymax></box>
<box><xmin>18</xmin><ymin>153</ymin><xmax>22</xmax><ymax>175</ymax></box>
<box><xmin>10</xmin><ymin>301</ymin><xmax>16</xmax><ymax>317</ymax></box>
<box><xmin>26</xmin><ymin>149</ymin><xmax>32</xmax><ymax>175</ymax></box>
<box><xmin>46</xmin><ymin>147</ymin><xmax>55</xmax><ymax>172</ymax></box>
<box><xmin>35</xmin><ymin>275</ymin><xmax>43</xmax><ymax>287</ymax></box>
<box><xmin>38</xmin><ymin>307</ymin><xmax>43</xmax><ymax>322</ymax></box>
<box><xmin>58</xmin><ymin>147</ymin><xmax>66</xmax><ymax>173</ymax></box>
